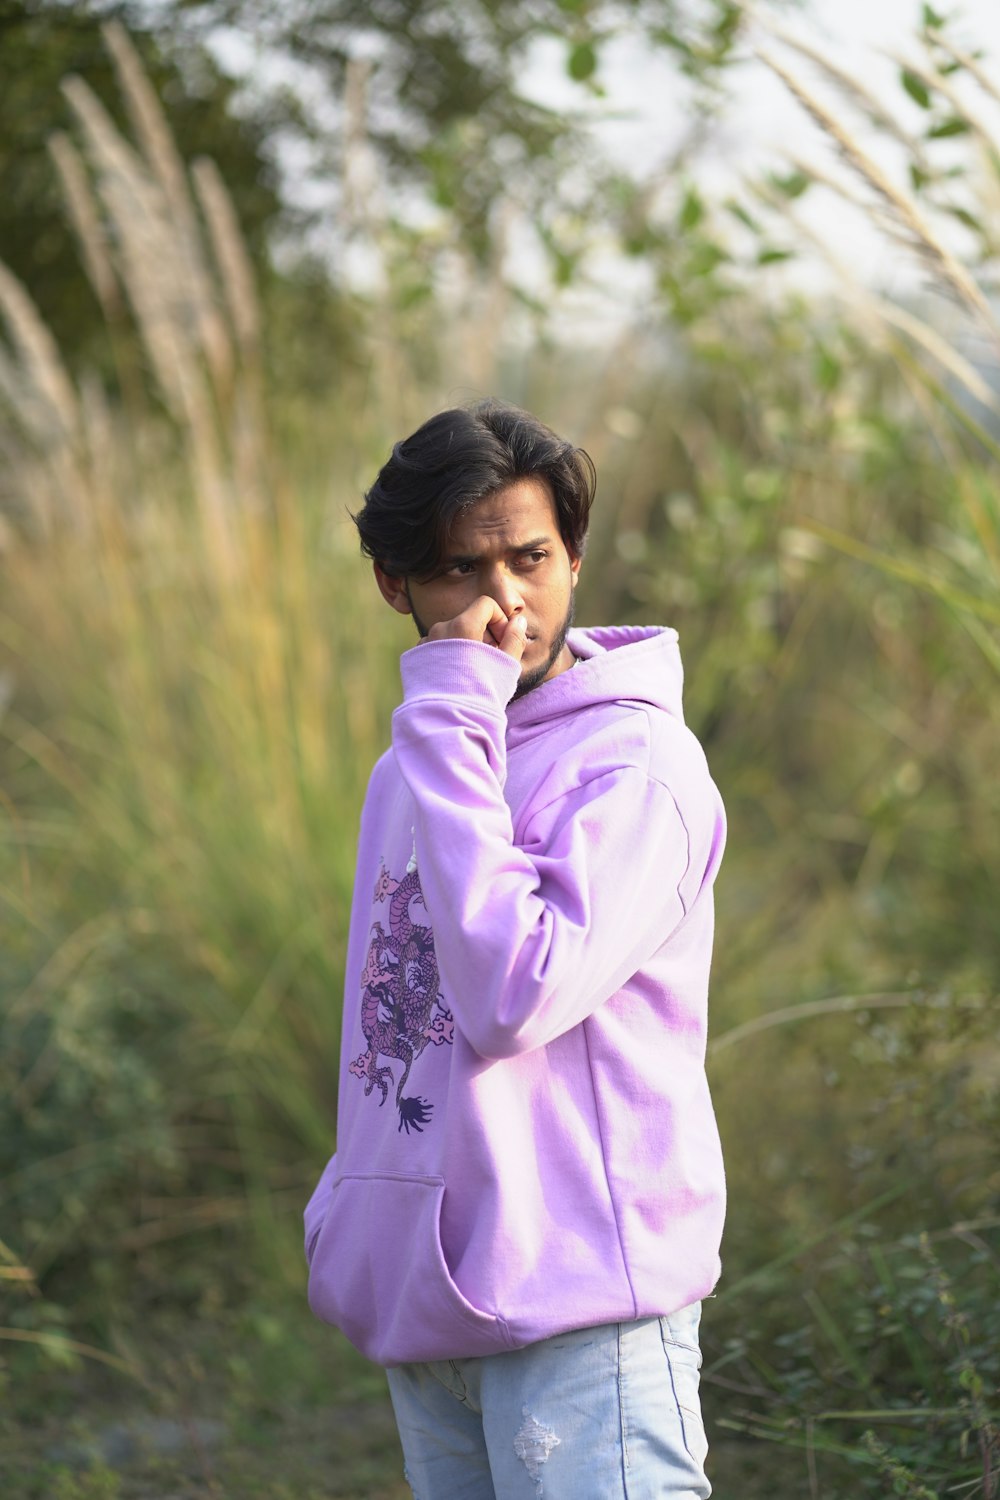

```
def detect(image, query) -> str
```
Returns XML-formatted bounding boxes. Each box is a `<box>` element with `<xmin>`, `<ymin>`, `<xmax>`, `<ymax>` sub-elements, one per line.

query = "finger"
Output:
<box><xmin>497</xmin><ymin>613</ymin><xmax>527</xmax><ymax>661</ymax></box>
<box><xmin>477</xmin><ymin>598</ymin><xmax>510</xmax><ymax>645</ymax></box>
<box><xmin>449</xmin><ymin>594</ymin><xmax>507</xmax><ymax>642</ymax></box>
<box><xmin>427</xmin><ymin>596</ymin><xmax>506</xmax><ymax>643</ymax></box>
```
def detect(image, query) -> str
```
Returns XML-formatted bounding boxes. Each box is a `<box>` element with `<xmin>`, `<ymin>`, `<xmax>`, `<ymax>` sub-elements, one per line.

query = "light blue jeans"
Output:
<box><xmin>385</xmin><ymin>1302</ymin><xmax>711</xmax><ymax>1500</ymax></box>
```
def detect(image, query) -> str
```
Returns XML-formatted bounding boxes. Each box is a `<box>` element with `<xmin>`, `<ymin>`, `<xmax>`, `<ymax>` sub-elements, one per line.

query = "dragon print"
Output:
<box><xmin>349</xmin><ymin>855</ymin><xmax>453</xmax><ymax>1134</ymax></box>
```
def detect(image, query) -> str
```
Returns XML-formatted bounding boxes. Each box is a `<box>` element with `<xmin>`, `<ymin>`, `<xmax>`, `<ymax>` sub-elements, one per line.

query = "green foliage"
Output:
<box><xmin>79</xmin><ymin>0</ymin><xmax>752</xmax><ymax>300</ymax></box>
<box><xmin>0</xmin><ymin>0</ymin><xmax>281</xmax><ymax>367</ymax></box>
<box><xmin>566</xmin><ymin>39</ymin><xmax>598</xmax><ymax>82</ymax></box>
<box><xmin>926</xmin><ymin>116</ymin><xmax>970</xmax><ymax>139</ymax></box>
<box><xmin>706</xmin><ymin>1228</ymin><xmax>1000</xmax><ymax>1497</ymax></box>
<box><xmin>1</xmin><ymin>11</ymin><xmax>999</xmax><ymax>1496</ymax></box>
<box><xmin>47</xmin><ymin>1465</ymin><xmax>123</xmax><ymax>1500</ymax></box>
<box><xmin>2</xmin><ymin>922</ymin><xmax>189</xmax><ymax>1283</ymax></box>
<box><xmin>902</xmin><ymin>68</ymin><xmax>933</xmax><ymax>109</ymax></box>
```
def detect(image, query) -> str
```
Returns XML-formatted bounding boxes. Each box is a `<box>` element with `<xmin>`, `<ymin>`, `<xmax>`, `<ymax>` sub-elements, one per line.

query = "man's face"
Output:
<box><xmin>375</xmin><ymin>477</ymin><xmax>582</xmax><ymax>699</ymax></box>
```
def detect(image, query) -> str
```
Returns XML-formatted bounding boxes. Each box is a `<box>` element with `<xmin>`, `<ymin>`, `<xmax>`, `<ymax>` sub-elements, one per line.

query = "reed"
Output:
<box><xmin>1</xmin><ymin>18</ymin><xmax>997</xmax><ymax>1495</ymax></box>
<box><xmin>748</xmin><ymin>17</ymin><xmax>1000</xmax><ymax>700</ymax></box>
<box><xmin>0</xmin><ymin>27</ymin><xmax>414</xmax><ymax>1312</ymax></box>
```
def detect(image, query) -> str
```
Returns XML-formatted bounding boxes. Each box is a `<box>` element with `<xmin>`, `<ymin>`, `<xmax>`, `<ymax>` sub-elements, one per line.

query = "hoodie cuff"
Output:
<box><xmin>399</xmin><ymin>638</ymin><xmax>521</xmax><ymax>709</ymax></box>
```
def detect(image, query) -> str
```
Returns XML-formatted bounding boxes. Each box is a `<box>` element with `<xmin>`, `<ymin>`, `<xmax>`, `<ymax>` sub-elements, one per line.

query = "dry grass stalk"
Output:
<box><xmin>0</xmin><ymin>262</ymin><xmax>79</xmax><ymax>444</ymax></box>
<box><xmin>59</xmin><ymin>74</ymin><xmax>150</xmax><ymax>216</ymax></box>
<box><xmin>78</xmin><ymin>372</ymin><xmax>120</xmax><ymax>536</ymax></box>
<box><xmin>191</xmin><ymin>155</ymin><xmax>269</xmax><ymax>518</ymax></box>
<box><xmin>0</xmin><ymin>259</ymin><xmax>88</xmax><ymax>532</ymax></box>
<box><xmin>752</xmin><ymin>11</ymin><xmax>933</xmax><ymax>175</ymax></box>
<box><xmin>60</xmin><ymin>72</ymin><xmax>240</xmax><ymax>577</ymax></box>
<box><xmin>873</xmin><ymin>298</ymin><xmax>1000</xmax><ymax>415</ymax></box>
<box><xmin>930</xmin><ymin>31</ymin><xmax>1000</xmax><ymax>112</ymax></box>
<box><xmin>956</xmin><ymin>469</ymin><xmax>1000</xmax><ymax>583</ymax></box>
<box><xmin>191</xmin><ymin>156</ymin><xmax>260</xmax><ymax>356</ymax></box>
<box><xmin>61</xmin><ymin>74</ymin><xmax>191</xmax><ymax>421</ymax></box>
<box><xmin>753</xmin><ymin>174</ymin><xmax>1000</xmax><ymax>419</ymax></box>
<box><xmin>0</xmin><ymin>373</ymin><xmax>52</xmax><ymax>535</ymax></box>
<box><xmin>0</xmin><ymin>349</ymin><xmax>51</xmax><ymax>453</ymax></box>
<box><xmin>781</xmin><ymin>154</ymin><xmax>872</xmax><ymax>214</ymax></box>
<box><xmin>884</xmin><ymin>46</ymin><xmax>1000</xmax><ymax>167</ymax></box>
<box><xmin>48</xmin><ymin>131</ymin><xmax>121</xmax><ymax>320</ymax></box>
<box><xmin>756</xmin><ymin>45</ymin><xmax>1000</xmax><ymax>343</ymax></box>
<box><xmin>102</xmin><ymin>20</ymin><xmax>233</xmax><ymax>396</ymax></box>
<box><xmin>343</xmin><ymin>55</ymin><xmax>376</xmax><ymax>240</ymax></box>
<box><xmin>0</xmin><ymin>347</ymin><xmax>21</xmax><ymax>416</ymax></box>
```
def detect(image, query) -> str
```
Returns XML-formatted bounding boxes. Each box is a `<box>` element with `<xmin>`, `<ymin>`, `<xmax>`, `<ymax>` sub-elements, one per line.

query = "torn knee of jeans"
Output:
<box><xmin>513</xmin><ymin>1405</ymin><xmax>560</xmax><ymax>1496</ymax></box>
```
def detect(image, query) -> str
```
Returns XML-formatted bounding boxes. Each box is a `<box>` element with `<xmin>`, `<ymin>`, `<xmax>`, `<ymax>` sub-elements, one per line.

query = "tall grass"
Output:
<box><xmin>685</xmin><ymin>13</ymin><xmax>1000</xmax><ymax>1490</ymax></box>
<box><xmin>1</xmin><ymin>16</ymin><xmax>998</xmax><ymax>1494</ymax></box>
<box><xmin>0</xmin><ymin>25</ymin><xmax>411</xmax><ymax>1318</ymax></box>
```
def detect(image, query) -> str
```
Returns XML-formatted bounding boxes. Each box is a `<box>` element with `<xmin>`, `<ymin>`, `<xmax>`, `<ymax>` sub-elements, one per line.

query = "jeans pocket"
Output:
<box><xmin>662</xmin><ymin>1299</ymin><xmax>703</xmax><ymax>1357</ymax></box>
<box><xmin>660</xmin><ymin>1311</ymin><xmax>708</xmax><ymax>1469</ymax></box>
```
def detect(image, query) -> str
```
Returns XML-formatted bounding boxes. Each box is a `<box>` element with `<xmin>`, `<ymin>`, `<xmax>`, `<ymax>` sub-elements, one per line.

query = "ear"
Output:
<box><xmin>373</xmin><ymin>562</ymin><xmax>412</xmax><ymax>616</ymax></box>
<box><xmin>569</xmin><ymin>549</ymin><xmax>582</xmax><ymax>589</ymax></box>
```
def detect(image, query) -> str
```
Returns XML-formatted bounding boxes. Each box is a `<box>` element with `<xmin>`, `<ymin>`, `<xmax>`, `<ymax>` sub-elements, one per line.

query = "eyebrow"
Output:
<box><xmin>440</xmin><ymin>536</ymin><xmax>554</xmax><ymax>567</ymax></box>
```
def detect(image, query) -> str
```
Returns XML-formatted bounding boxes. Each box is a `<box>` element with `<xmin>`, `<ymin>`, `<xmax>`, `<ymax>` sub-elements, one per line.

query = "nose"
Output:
<box><xmin>486</xmin><ymin>566</ymin><xmax>525</xmax><ymax>621</ymax></box>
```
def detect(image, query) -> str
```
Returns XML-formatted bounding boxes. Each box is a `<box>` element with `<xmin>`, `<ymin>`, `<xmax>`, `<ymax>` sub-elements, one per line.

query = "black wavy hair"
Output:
<box><xmin>352</xmin><ymin>399</ymin><xmax>596</xmax><ymax>579</ymax></box>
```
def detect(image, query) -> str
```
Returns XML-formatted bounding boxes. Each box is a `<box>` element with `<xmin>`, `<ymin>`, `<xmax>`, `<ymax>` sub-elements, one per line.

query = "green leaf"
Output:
<box><xmin>922</xmin><ymin>4</ymin><xmax>946</xmax><ymax>29</ymax></box>
<box><xmin>725</xmin><ymin>199</ymin><xmax>762</xmax><ymax>232</ymax></box>
<box><xmin>713</xmin><ymin>3</ymin><xmax>742</xmax><ymax>44</ymax></box>
<box><xmin>901</xmin><ymin>70</ymin><xmax>932</xmax><ymax>108</ymax></box>
<box><xmin>814</xmin><ymin>347</ymin><xmax>841</xmax><ymax>390</ymax></box>
<box><xmin>688</xmin><ymin>240</ymin><xmax>727</xmax><ymax>278</ymax></box>
<box><xmin>680</xmin><ymin>187</ymin><xmax>704</xmax><ymax>231</ymax></box>
<box><xmin>651</xmin><ymin>27</ymin><xmax>694</xmax><ymax>61</ymax></box>
<box><xmin>944</xmin><ymin>204</ymin><xmax>983</xmax><ymax>233</ymax></box>
<box><xmin>395</xmin><ymin>281</ymin><xmax>432</xmax><ymax>311</ymax></box>
<box><xmin>769</xmin><ymin>170</ymin><xmax>811</xmax><ymax>200</ymax></box>
<box><xmin>567</xmin><ymin>41</ymin><xmax>597</xmax><ymax>82</ymax></box>
<box><xmin>623</xmin><ymin>229</ymin><xmax>655</xmax><ymax>257</ymax></box>
<box><xmin>757</xmin><ymin>247</ymin><xmax>793</xmax><ymax>265</ymax></box>
<box><xmin>928</xmin><ymin>116</ymin><xmax>970</xmax><ymax>138</ymax></box>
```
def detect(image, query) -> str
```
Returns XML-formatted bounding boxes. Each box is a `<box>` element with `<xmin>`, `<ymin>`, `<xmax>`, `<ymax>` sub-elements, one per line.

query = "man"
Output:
<box><xmin>305</xmin><ymin>399</ymin><xmax>726</xmax><ymax>1499</ymax></box>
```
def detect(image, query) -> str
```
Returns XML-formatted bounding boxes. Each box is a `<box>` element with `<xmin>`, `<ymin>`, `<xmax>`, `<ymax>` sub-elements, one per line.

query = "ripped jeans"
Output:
<box><xmin>385</xmin><ymin>1302</ymin><xmax>711</xmax><ymax>1500</ymax></box>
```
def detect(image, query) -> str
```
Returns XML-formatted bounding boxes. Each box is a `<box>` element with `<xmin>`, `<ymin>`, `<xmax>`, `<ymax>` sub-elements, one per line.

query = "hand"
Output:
<box><xmin>426</xmin><ymin>597</ymin><xmax>527</xmax><ymax>662</ymax></box>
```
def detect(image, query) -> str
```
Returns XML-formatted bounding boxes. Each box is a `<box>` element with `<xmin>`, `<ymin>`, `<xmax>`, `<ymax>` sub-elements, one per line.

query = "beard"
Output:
<box><xmin>509</xmin><ymin>593</ymin><xmax>575</xmax><ymax>700</ymax></box>
<box><xmin>407</xmin><ymin>590</ymin><xmax>576</xmax><ymax>702</ymax></box>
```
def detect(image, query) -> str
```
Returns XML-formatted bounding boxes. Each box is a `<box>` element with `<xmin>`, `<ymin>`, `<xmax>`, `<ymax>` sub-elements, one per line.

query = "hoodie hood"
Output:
<box><xmin>505</xmin><ymin>625</ymin><xmax>685</xmax><ymax>746</ymax></box>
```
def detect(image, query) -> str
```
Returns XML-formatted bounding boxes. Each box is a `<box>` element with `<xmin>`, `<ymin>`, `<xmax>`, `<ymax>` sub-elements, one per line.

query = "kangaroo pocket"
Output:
<box><xmin>307</xmin><ymin>1172</ymin><xmax>514</xmax><ymax>1365</ymax></box>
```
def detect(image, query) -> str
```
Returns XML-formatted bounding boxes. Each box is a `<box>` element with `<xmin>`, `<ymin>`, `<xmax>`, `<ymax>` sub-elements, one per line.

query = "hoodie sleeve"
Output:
<box><xmin>391</xmin><ymin>637</ymin><xmax>702</xmax><ymax>1061</ymax></box>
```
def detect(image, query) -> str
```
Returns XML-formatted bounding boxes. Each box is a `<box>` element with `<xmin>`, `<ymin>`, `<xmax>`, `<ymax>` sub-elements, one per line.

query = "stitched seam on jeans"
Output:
<box><xmin>430</xmin><ymin>1360</ymin><xmax>469</xmax><ymax>1405</ymax></box>
<box><xmin>617</xmin><ymin>1322</ymin><xmax>631</xmax><ymax>1494</ymax></box>
<box><xmin>662</xmin><ymin>1338</ymin><xmax>698</xmax><ymax>1464</ymax></box>
<box><xmin>662</xmin><ymin>1323</ymin><xmax>702</xmax><ymax>1359</ymax></box>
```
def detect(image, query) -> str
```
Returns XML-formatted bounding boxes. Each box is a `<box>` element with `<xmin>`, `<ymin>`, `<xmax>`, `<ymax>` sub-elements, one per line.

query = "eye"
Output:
<box><xmin>445</xmin><ymin>561</ymin><xmax>477</xmax><ymax>577</ymax></box>
<box><xmin>519</xmin><ymin>551</ymin><xmax>548</xmax><ymax>567</ymax></box>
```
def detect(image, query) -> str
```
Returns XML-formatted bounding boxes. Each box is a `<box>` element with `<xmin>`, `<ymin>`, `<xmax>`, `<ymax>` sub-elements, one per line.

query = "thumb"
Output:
<box><xmin>498</xmin><ymin>613</ymin><xmax>527</xmax><ymax>662</ymax></box>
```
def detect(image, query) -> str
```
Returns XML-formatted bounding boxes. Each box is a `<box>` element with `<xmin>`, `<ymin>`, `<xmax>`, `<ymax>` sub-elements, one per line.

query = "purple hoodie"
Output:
<box><xmin>305</xmin><ymin>625</ymin><xmax>726</xmax><ymax>1366</ymax></box>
